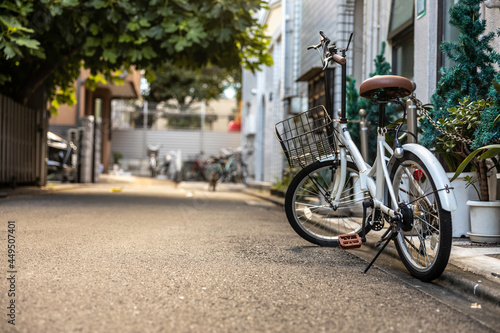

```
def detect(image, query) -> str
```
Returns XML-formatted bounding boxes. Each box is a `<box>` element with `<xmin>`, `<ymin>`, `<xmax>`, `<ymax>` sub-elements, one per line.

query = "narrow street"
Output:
<box><xmin>0</xmin><ymin>178</ymin><xmax>499</xmax><ymax>333</ymax></box>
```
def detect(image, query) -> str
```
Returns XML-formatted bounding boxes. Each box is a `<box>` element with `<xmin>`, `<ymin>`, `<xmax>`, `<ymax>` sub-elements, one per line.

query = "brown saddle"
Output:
<box><xmin>359</xmin><ymin>75</ymin><xmax>413</xmax><ymax>100</ymax></box>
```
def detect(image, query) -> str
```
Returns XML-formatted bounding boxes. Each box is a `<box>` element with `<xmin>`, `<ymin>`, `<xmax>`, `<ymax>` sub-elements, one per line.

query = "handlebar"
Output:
<box><xmin>308</xmin><ymin>30</ymin><xmax>352</xmax><ymax>123</ymax></box>
<box><xmin>309</xmin><ymin>31</ymin><xmax>352</xmax><ymax>69</ymax></box>
<box><xmin>307</xmin><ymin>43</ymin><xmax>321</xmax><ymax>50</ymax></box>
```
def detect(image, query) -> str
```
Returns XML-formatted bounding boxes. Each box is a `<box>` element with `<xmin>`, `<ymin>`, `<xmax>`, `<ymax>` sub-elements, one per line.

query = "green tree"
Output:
<box><xmin>144</xmin><ymin>62</ymin><xmax>237</xmax><ymax>110</ymax></box>
<box><xmin>0</xmin><ymin>0</ymin><xmax>272</xmax><ymax>109</ymax></box>
<box><xmin>420</xmin><ymin>0</ymin><xmax>500</xmax><ymax>162</ymax></box>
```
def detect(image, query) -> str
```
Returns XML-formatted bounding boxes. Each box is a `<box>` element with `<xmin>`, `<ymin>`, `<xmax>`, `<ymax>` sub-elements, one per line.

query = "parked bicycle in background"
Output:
<box><xmin>180</xmin><ymin>148</ymin><xmax>248</xmax><ymax>185</ymax></box>
<box><xmin>181</xmin><ymin>152</ymin><xmax>208</xmax><ymax>182</ymax></box>
<box><xmin>147</xmin><ymin>145</ymin><xmax>160</xmax><ymax>178</ymax></box>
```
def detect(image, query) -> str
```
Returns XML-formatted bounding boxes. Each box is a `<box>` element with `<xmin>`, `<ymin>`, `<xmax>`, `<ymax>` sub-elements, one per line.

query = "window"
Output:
<box><xmin>388</xmin><ymin>0</ymin><xmax>415</xmax><ymax>80</ymax></box>
<box><xmin>298</xmin><ymin>68</ymin><xmax>334</xmax><ymax>112</ymax></box>
<box><xmin>392</xmin><ymin>30</ymin><xmax>415</xmax><ymax>79</ymax></box>
<box><xmin>438</xmin><ymin>0</ymin><xmax>460</xmax><ymax>71</ymax></box>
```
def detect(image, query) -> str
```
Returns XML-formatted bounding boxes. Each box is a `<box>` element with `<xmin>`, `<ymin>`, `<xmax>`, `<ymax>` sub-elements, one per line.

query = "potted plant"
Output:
<box><xmin>437</xmin><ymin>92</ymin><xmax>500</xmax><ymax>241</ymax></box>
<box><xmin>450</xmin><ymin>95</ymin><xmax>500</xmax><ymax>242</ymax></box>
<box><xmin>112</xmin><ymin>151</ymin><xmax>123</xmax><ymax>173</ymax></box>
<box><xmin>420</xmin><ymin>0</ymin><xmax>500</xmax><ymax>239</ymax></box>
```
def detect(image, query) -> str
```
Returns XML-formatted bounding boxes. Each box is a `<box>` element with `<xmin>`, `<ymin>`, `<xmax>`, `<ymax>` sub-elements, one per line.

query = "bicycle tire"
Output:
<box><xmin>285</xmin><ymin>160</ymin><xmax>371</xmax><ymax>247</ymax></box>
<box><xmin>181</xmin><ymin>162</ymin><xmax>197</xmax><ymax>181</ymax></box>
<box><xmin>390</xmin><ymin>151</ymin><xmax>452</xmax><ymax>281</ymax></box>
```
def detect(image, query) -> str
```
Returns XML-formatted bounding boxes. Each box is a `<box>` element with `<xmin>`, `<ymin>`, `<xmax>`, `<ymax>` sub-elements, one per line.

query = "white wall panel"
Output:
<box><xmin>111</xmin><ymin>129</ymin><xmax>241</xmax><ymax>163</ymax></box>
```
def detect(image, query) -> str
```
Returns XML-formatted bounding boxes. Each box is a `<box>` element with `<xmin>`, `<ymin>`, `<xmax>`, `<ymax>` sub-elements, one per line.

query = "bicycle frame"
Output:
<box><xmin>325</xmin><ymin>46</ymin><xmax>456</xmax><ymax>223</ymax></box>
<box><xmin>329</xmin><ymin>106</ymin><xmax>457</xmax><ymax>219</ymax></box>
<box><xmin>329</xmin><ymin>122</ymin><xmax>399</xmax><ymax>220</ymax></box>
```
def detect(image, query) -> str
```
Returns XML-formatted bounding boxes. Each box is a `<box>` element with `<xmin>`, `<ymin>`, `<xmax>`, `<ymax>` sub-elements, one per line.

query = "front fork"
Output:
<box><xmin>330</xmin><ymin>147</ymin><xmax>347</xmax><ymax>210</ymax></box>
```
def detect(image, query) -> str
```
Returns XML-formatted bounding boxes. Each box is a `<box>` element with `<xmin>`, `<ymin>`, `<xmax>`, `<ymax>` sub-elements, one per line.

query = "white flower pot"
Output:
<box><xmin>467</xmin><ymin>200</ymin><xmax>500</xmax><ymax>243</ymax></box>
<box><xmin>446</xmin><ymin>172</ymin><xmax>479</xmax><ymax>238</ymax></box>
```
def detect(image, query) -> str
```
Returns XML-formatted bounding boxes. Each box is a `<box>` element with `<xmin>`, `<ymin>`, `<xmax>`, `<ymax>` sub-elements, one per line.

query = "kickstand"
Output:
<box><xmin>363</xmin><ymin>230</ymin><xmax>396</xmax><ymax>274</ymax></box>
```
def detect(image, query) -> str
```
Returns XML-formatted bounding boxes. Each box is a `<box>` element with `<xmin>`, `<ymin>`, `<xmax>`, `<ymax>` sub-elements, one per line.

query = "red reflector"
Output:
<box><xmin>414</xmin><ymin>169</ymin><xmax>424</xmax><ymax>181</ymax></box>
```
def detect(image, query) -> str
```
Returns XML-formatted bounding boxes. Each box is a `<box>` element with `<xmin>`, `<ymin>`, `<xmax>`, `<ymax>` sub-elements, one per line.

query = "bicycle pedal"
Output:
<box><xmin>338</xmin><ymin>233</ymin><xmax>362</xmax><ymax>250</ymax></box>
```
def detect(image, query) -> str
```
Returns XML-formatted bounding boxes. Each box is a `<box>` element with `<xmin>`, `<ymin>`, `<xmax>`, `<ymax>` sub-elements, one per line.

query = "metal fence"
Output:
<box><xmin>0</xmin><ymin>94</ymin><xmax>47</xmax><ymax>187</ymax></box>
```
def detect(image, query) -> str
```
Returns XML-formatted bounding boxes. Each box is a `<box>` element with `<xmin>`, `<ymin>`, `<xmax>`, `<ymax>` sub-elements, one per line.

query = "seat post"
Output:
<box><xmin>378</xmin><ymin>102</ymin><xmax>387</xmax><ymax>130</ymax></box>
<box><xmin>340</xmin><ymin>62</ymin><xmax>347</xmax><ymax>123</ymax></box>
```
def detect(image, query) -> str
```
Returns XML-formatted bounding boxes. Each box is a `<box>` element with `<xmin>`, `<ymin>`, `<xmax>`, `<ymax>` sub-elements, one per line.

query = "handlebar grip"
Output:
<box><xmin>332</xmin><ymin>54</ymin><xmax>346</xmax><ymax>65</ymax></box>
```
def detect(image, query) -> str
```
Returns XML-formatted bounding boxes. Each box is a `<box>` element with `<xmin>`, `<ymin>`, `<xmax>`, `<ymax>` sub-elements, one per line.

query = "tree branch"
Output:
<box><xmin>16</xmin><ymin>46</ymin><xmax>81</xmax><ymax>105</ymax></box>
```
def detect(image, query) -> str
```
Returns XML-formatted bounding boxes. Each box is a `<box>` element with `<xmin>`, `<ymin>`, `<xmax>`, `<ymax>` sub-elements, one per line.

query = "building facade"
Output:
<box><xmin>49</xmin><ymin>68</ymin><xmax>142</xmax><ymax>175</ymax></box>
<box><xmin>241</xmin><ymin>0</ymin><xmax>500</xmax><ymax>183</ymax></box>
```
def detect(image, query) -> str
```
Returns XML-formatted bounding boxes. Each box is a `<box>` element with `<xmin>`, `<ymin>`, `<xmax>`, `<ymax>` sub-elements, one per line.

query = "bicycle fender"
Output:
<box><xmin>388</xmin><ymin>143</ymin><xmax>458</xmax><ymax>212</ymax></box>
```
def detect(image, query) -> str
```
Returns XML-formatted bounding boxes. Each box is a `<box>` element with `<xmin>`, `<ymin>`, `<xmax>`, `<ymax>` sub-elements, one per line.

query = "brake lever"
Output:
<box><xmin>319</xmin><ymin>31</ymin><xmax>330</xmax><ymax>44</ymax></box>
<box><xmin>322</xmin><ymin>55</ymin><xmax>332</xmax><ymax>70</ymax></box>
<box><xmin>307</xmin><ymin>42</ymin><xmax>322</xmax><ymax>50</ymax></box>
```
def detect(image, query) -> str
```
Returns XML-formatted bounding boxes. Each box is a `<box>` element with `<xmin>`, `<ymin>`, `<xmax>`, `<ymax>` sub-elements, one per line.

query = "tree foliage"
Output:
<box><xmin>0</xmin><ymin>0</ymin><xmax>272</xmax><ymax>108</ymax></box>
<box><xmin>143</xmin><ymin>62</ymin><xmax>237</xmax><ymax>110</ymax></box>
<box><xmin>420</xmin><ymin>0</ymin><xmax>500</xmax><ymax>157</ymax></box>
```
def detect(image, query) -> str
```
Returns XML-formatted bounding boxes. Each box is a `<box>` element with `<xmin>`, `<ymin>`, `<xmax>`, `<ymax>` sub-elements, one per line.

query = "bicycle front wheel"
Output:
<box><xmin>285</xmin><ymin>160</ymin><xmax>370</xmax><ymax>247</ymax></box>
<box><xmin>390</xmin><ymin>151</ymin><xmax>452</xmax><ymax>281</ymax></box>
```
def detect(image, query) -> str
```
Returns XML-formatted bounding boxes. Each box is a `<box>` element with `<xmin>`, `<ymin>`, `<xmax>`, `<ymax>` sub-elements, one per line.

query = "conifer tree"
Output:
<box><xmin>420</xmin><ymin>0</ymin><xmax>500</xmax><ymax>153</ymax></box>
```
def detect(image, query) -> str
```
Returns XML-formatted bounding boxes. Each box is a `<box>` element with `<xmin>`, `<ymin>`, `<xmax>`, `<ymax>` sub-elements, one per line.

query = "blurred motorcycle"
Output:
<box><xmin>47</xmin><ymin>131</ymin><xmax>77</xmax><ymax>182</ymax></box>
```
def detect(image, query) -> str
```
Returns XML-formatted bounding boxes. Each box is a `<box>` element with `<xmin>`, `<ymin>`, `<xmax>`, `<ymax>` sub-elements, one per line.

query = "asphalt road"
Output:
<box><xmin>0</xmin><ymin>179</ymin><xmax>498</xmax><ymax>332</ymax></box>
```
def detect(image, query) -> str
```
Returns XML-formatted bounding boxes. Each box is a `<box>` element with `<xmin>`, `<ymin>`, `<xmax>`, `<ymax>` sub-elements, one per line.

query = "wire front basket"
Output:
<box><xmin>274</xmin><ymin>106</ymin><xmax>337</xmax><ymax>168</ymax></box>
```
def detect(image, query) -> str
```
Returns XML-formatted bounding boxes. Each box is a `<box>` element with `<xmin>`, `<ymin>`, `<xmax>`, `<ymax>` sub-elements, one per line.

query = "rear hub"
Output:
<box><xmin>398</xmin><ymin>202</ymin><xmax>414</xmax><ymax>232</ymax></box>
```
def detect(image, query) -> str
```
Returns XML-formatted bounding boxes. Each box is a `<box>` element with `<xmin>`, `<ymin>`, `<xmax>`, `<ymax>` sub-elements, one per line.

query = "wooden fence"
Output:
<box><xmin>0</xmin><ymin>94</ymin><xmax>47</xmax><ymax>187</ymax></box>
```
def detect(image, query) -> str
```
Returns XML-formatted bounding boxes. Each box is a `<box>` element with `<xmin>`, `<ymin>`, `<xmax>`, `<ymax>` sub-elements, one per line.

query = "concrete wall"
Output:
<box><xmin>483</xmin><ymin>4</ymin><xmax>500</xmax><ymax>54</ymax></box>
<box><xmin>111</xmin><ymin>129</ymin><xmax>241</xmax><ymax>164</ymax></box>
<box><xmin>241</xmin><ymin>0</ymin><xmax>285</xmax><ymax>183</ymax></box>
<box><xmin>361</xmin><ymin>0</ymin><xmax>391</xmax><ymax>80</ymax></box>
<box><xmin>413</xmin><ymin>0</ymin><xmax>439</xmax><ymax>103</ymax></box>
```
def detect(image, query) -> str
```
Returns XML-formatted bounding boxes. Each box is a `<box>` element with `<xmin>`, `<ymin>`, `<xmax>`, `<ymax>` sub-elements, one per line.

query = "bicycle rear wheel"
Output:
<box><xmin>390</xmin><ymin>151</ymin><xmax>452</xmax><ymax>281</ymax></box>
<box><xmin>285</xmin><ymin>160</ymin><xmax>371</xmax><ymax>247</ymax></box>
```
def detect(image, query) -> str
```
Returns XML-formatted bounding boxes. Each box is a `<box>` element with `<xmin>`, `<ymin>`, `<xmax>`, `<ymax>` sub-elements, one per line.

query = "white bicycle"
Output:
<box><xmin>275</xmin><ymin>31</ymin><xmax>457</xmax><ymax>281</ymax></box>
